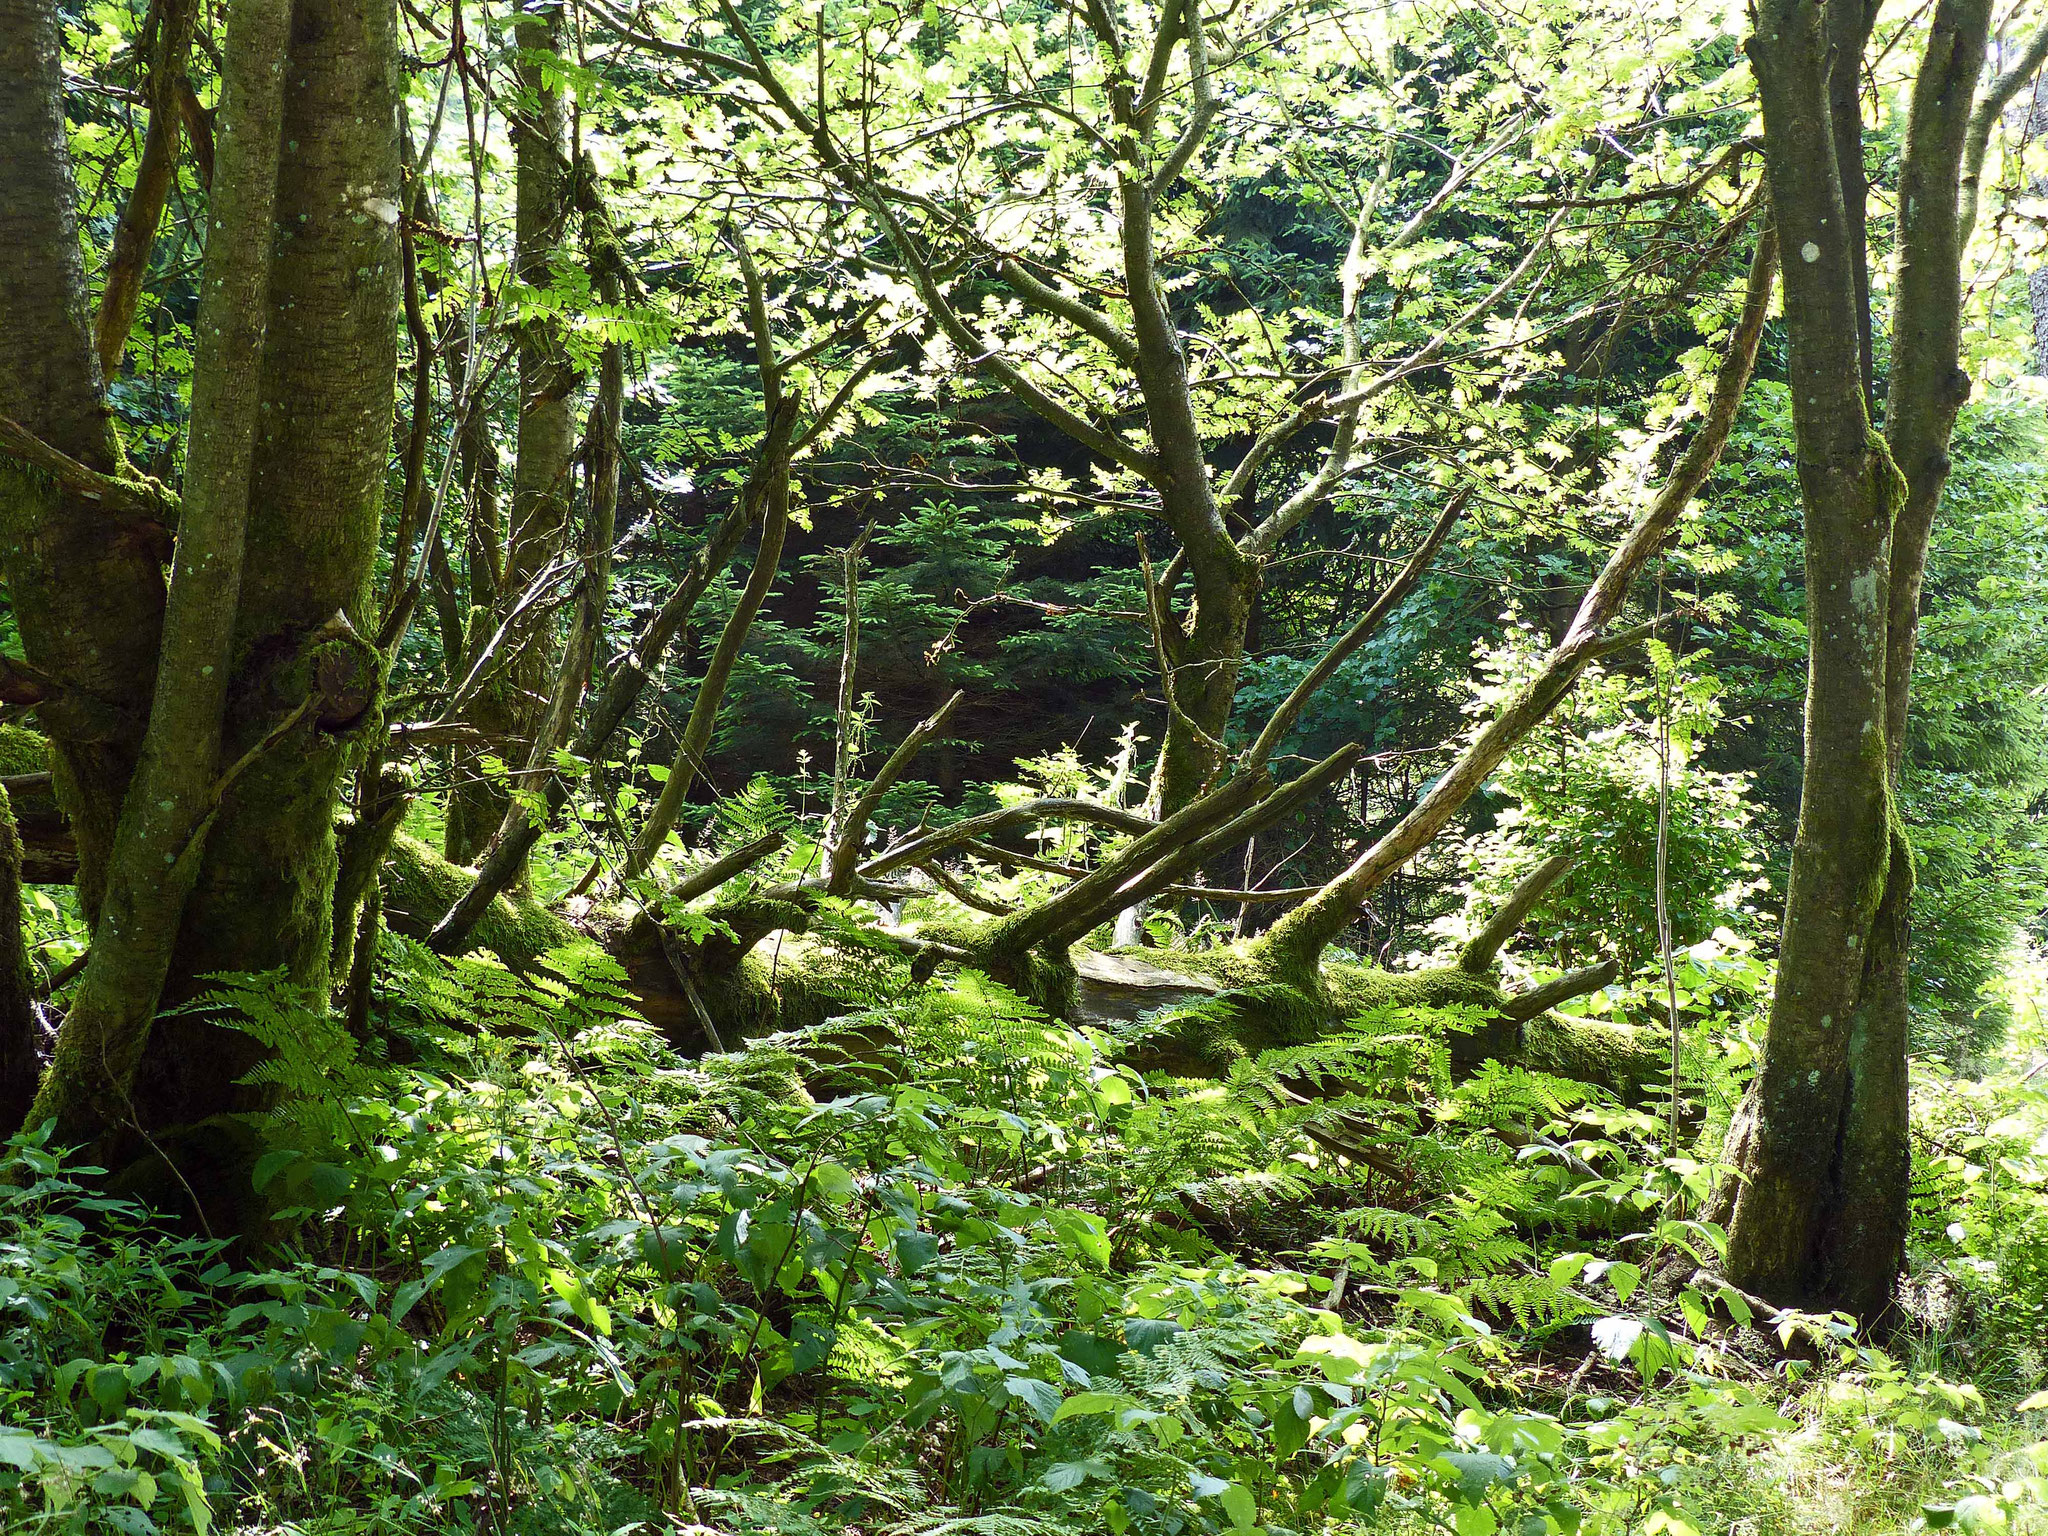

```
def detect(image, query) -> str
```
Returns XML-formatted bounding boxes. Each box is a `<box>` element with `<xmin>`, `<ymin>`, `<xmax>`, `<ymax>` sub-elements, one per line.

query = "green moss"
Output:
<box><xmin>1522</xmin><ymin>1012</ymin><xmax>1667</xmax><ymax>1101</ymax></box>
<box><xmin>923</xmin><ymin>916</ymin><xmax>1079</xmax><ymax>1017</ymax></box>
<box><xmin>1099</xmin><ymin>941</ymin><xmax>1512</xmax><ymax>1063</ymax></box>
<box><xmin>0</xmin><ymin>726</ymin><xmax>48</xmax><ymax>778</ymax></box>
<box><xmin>380</xmin><ymin>832</ymin><xmax>573</xmax><ymax>968</ymax></box>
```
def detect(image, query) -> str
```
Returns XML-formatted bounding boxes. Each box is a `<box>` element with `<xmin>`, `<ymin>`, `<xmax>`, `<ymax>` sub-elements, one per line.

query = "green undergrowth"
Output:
<box><xmin>0</xmin><ymin>940</ymin><xmax>2043</xmax><ymax>1535</ymax></box>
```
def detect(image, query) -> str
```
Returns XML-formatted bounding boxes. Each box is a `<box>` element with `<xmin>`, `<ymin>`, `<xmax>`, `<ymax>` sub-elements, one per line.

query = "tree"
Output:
<box><xmin>0</xmin><ymin>0</ymin><xmax>401</xmax><ymax>1199</ymax></box>
<box><xmin>586</xmin><ymin>0</ymin><xmax>1757</xmax><ymax>814</ymax></box>
<box><xmin>1711</xmin><ymin>0</ymin><xmax>2047</xmax><ymax>1323</ymax></box>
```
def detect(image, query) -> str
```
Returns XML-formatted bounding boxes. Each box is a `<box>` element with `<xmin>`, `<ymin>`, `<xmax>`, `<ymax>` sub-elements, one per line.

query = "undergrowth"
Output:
<box><xmin>0</xmin><ymin>937</ymin><xmax>2043</xmax><ymax>1534</ymax></box>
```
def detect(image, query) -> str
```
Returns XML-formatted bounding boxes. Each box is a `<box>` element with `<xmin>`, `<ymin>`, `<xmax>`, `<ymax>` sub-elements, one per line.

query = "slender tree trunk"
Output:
<box><xmin>0</xmin><ymin>788</ymin><xmax>41</xmax><ymax>1133</ymax></box>
<box><xmin>447</xmin><ymin>7</ymin><xmax>578</xmax><ymax>868</ymax></box>
<box><xmin>95</xmin><ymin>0</ymin><xmax>201</xmax><ymax>378</ymax></box>
<box><xmin>0</xmin><ymin>0</ymin><xmax>170</xmax><ymax>925</ymax></box>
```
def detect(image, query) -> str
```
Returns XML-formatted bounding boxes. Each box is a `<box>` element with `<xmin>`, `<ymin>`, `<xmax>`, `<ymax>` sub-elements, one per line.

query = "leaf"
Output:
<box><xmin>251</xmin><ymin>1149</ymin><xmax>300</xmax><ymax>1191</ymax></box>
<box><xmin>1122</xmin><ymin>1316</ymin><xmax>1184</xmax><ymax>1356</ymax></box>
<box><xmin>1047</xmin><ymin>1208</ymin><xmax>1110</xmax><ymax>1266</ymax></box>
<box><xmin>1005</xmin><ymin>1375</ymin><xmax>1063</xmax><ymax>1423</ymax></box>
<box><xmin>0</xmin><ymin>1430</ymin><xmax>37</xmax><ymax>1470</ymax></box>
<box><xmin>1591</xmin><ymin>1316</ymin><xmax>1644</xmax><ymax>1360</ymax></box>
<box><xmin>895</xmin><ymin>1230</ymin><xmax>941</xmax><ymax>1276</ymax></box>
<box><xmin>1057</xmin><ymin>1328</ymin><xmax>1122</xmax><ymax>1378</ymax></box>
<box><xmin>1218</xmin><ymin>1483</ymin><xmax>1258</xmax><ymax>1531</ymax></box>
<box><xmin>1439</xmin><ymin>1451</ymin><xmax>1517</xmax><ymax>1505</ymax></box>
<box><xmin>547</xmin><ymin>1268</ymin><xmax>612</xmax><ymax>1337</ymax></box>
<box><xmin>1053</xmin><ymin>1390</ymin><xmax>1132</xmax><ymax>1423</ymax></box>
<box><xmin>2017</xmin><ymin>1390</ymin><xmax>2048</xmax><ymax>1412</ymax></box>
<box><xmin>1607</xmin><ymin>1261</ymin><xmax>1643</xmax><ymax>1305</ymax></box>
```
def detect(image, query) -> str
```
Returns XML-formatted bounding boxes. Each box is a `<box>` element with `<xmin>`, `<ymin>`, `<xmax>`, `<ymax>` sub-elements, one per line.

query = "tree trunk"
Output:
<box><xmin>27</xmin><ymin>0</ymin><xmax>294</xmax><ymax>1151</ymax></box>
<box><xmin>446</xmin><ymin>6</ymin><xmax>578</xmax><ymax>868</ymax></box>
<box><xmin>0</xmin><ymin>0</ymin><xmax>170</xmax><ymax>925</ymax></box>
<box><xmin>0</xmin><ymin>788</ymin><xmax>43</xmax><ymax>1133</ymax></box>
<box><xmin>133</xmin><ymin>0</ymin><xmax>401</xmax><ymax>1155</ymax></box>
<box><xmin>1714</xmin><ymin>0</ymin><xmax>1991</xmax><ymax>1326</ymax></box>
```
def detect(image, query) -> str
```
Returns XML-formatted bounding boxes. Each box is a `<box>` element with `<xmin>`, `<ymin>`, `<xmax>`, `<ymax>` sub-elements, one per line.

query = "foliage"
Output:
<box><xmin>0</xmin><ymin>946</ymin><xmax>2037</xmax><ymax>1534</ymax></box>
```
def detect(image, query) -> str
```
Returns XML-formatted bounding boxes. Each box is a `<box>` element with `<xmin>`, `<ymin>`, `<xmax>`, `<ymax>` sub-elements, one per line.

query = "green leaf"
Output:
<box><xmin>1005</xmin><ymin>1375</ymin><xmax>1063</xmax><ymax>1423</ymax></box>
<box><xmin>1052</xmin><ymin>1390</ymin><xmax>1132</xmax><ymax>1423</ymax></box>
<box><xmin>547</xmin><ymin>1268</ymin><xmax>612</xmax><ymax>1336</ymax></box>
<box><xmin>1439</xmin><ymin>1451</ymin><xmax>1517</xmax><ymax>1504</ymax></box>
<box><xmin>1219</xmin><ymin>1482</ymin><xmax>1258</xmax><ymax>1531</ymax></box>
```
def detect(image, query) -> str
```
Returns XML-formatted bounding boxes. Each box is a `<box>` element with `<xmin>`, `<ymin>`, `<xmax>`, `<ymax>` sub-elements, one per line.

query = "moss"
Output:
<box><xmin>1522</xmin><ymin>1012</ymin><xmax>1668</xmax><ymax>1101</ymax></box>
<box><xmin>0</xmin><ymin>726</ymin><xmax>49</xmax><ymax>778</ymax></box>
<box><xmin>922</xmin><ymin>915</ymin><xmax>1079</xmax><ymax>1017</ymax></box>
<box><xmin>1074</xmin><ymin>937</ymin><xmax>1662</xmax><ymax>1102</ymax></box>
<box><xmin>380</xmin><ymin>832</ymin><xmax>573</xmax><ymax>968</ymax></box>
<box><xmin>1097</xmin><ymin>941</ymin><xmax>1511</xmax><ymax>1062</ymax></box>
<box><xmin>691</xmin><ymin>935</ymin><xmax>874</xmax><ymax>1041</ymax></box>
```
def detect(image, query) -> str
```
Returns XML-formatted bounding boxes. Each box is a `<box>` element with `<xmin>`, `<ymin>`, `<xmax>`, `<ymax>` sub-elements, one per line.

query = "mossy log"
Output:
<box><xmin>1068</xmin><ymin>941</ymin><xmax>1663</xmax><ymax>1104</ymax></box>
<box><xmin>378</xmin><ymin>833</ymin><xmax>862</xmax><ymax>1050</ymax></box>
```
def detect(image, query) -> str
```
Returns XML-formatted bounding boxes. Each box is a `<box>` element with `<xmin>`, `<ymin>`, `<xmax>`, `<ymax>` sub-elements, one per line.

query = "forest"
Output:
<box><xmin>3</xmin><ymin>0</ymin><xmax>2048</xmax><ymax>1528</ymax></box>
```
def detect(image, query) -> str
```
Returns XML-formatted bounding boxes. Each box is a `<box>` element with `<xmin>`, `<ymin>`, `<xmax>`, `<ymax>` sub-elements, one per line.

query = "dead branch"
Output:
<box><xmin>1460</xmin><ymin>853</ymin><xmax>1576</xmax><ymax>973</ymax></box>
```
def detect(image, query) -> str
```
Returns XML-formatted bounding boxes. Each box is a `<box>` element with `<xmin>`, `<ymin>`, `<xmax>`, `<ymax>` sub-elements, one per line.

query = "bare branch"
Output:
<box><xmin>1500</xmin><ymin>958</ymin><xmax>1620</xmax><ymax>1022</ymax></box>
<box><xmin>827</xmin><ymin>690</ymin><xmax>965</xmax><ymax>894</ymax></box>
<box><xmin>1459</xmin><ymin>853</ymin><xmax>1575</xmax><ymax>973</ymax></box>
<box><xmin>671</xmin><ymin>831</ymin><xmax>787</xmax><ymax>903</ymax></box>
<box><xmin>1245</xmin><ymin>488</ymin><xmax>1468</xmax><ymax>768</ymax></box>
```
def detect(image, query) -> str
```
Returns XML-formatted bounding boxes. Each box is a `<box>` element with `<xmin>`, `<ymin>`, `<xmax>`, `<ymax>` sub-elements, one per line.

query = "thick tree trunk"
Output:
<box><xmin>131</xmin><ymin>0</ymin><xmax>401</xmax><ymax>1158</ymax></box>
<box><xmin>27</xmin><ymin>0</ymin><xmax>294</xmax><ymax>1151</ymax></box>
<box><xmin>1715</xmin><ymin>0</ymin><xmax>1991</xmax><ymax>1326</ymax></box>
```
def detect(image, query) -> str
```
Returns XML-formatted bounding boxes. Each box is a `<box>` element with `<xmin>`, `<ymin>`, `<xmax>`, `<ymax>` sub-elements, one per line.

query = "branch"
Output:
<box><xmin>1244</xmin><ymin>488</ymin><xmax>1467</xmax><ymax>769</ymax></box>
<box><xmin>994</xmin><ymin>257</ymin><xmax>1139</xmax><ymax>365</ymax></box>
<box><xmin>1057</xmin><ymin>743</ymin><xmax>1365</xmax><ymax>944</ymax></box>
<box><xmin>1500</xmin><ymin>958</ymin><xmax>1621</xmax><ymax>1023</ymax></box>
<box><xmin>994</xmin><ymin>766</ymin><xmax>1272</xmax><ymax>952</ymax></box>
<box><xmin>0</xmin><ymin>416</ymin><xmax>179</xmax><ymax>524</ymax></box>
<box><xmin>859</xmin><ymin>798</ymin><xmax>1159</xmax><ymax>879</ymax></box>
<box><xmin>1459</xmin><ymin>853</ymin><xmax>1575</xmax><ymax>973</ymax></box>
<box><xmin>1959</xmin><ymin>18</ymin><xmax>2048</xmax><ymax>248</ymax></box>
<box><xmin>1147</xmin><ymin>0</ymin><xmax>1217</xmax><ymax>196</ymax></box>
<box><xmin>826</xmin><ymin>690</ymin><xmax>964</xmax><ymax>894</ymax></box>
<box><xmin>1258</xmin><ymin>225</ymin><xmax>1779</xmax><ymax>967</ymax></box>
<box><xmin>671</xmin><ymin>831</ymin><xmax>787</xmax><ymax>903</ymax></box>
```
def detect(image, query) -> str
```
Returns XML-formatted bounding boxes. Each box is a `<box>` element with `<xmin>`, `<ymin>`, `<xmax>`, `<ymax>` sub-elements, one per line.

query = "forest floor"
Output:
<box><xmin>0</xmin><ymin>930</ymin><xmax>2043</xmax><ymax>1534</ymax></box>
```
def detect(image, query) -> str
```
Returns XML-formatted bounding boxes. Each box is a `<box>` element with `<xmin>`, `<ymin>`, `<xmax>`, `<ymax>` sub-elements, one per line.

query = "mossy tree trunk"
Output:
<box><xmin>0</xmin><ymin>0</ymin><xmax>171</xmax><ymax>926</ymax></box>
<box><xmin>0</xmin><ymin>0</ymin><xmax>401</xmax><ymax>1192</ymax></box>
<box><xmin>1712</xmin><ymin>0</ymin><xmax>1992</xmax><ymax>1325</ymax></box>
<box><xmin>446</xmin><ymin>5</ymin><xmax>578</xmax><ymax>870</ymax></box>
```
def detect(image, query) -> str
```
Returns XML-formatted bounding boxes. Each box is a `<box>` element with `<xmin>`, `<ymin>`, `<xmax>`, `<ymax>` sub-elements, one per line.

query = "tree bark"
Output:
<box><xmin>94</xmin><ymin>0</ymin><xmax>202</xmax><ymax>378</ymax></box>
<box><xmin>27</xmin><ymin>0</ymin><xmax>292</xmax><ymax>1149</ymax></box>
<box><xmin>0</xmin><ymin>788</ymin><xmax>42</xmax><ymax>1134</ymax></box>
<box><xmin>0</xmin><ymin>0</ymin><xmax>170</xmax><ymax>926</ymax></box>
<box><xmin>94</xmin><ymin>0</ymin><xmax>402</xmax><ymax>1184</ymax></box>
<box><xmin>1714</xmin><ymin>0</ymin><xmax>1992</xmax><ymax>1326</ymax></box>
<box><xmin>446</xmin><ymin>6</ymin><xmax>578</xmax><ymax>869</ymax></box>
